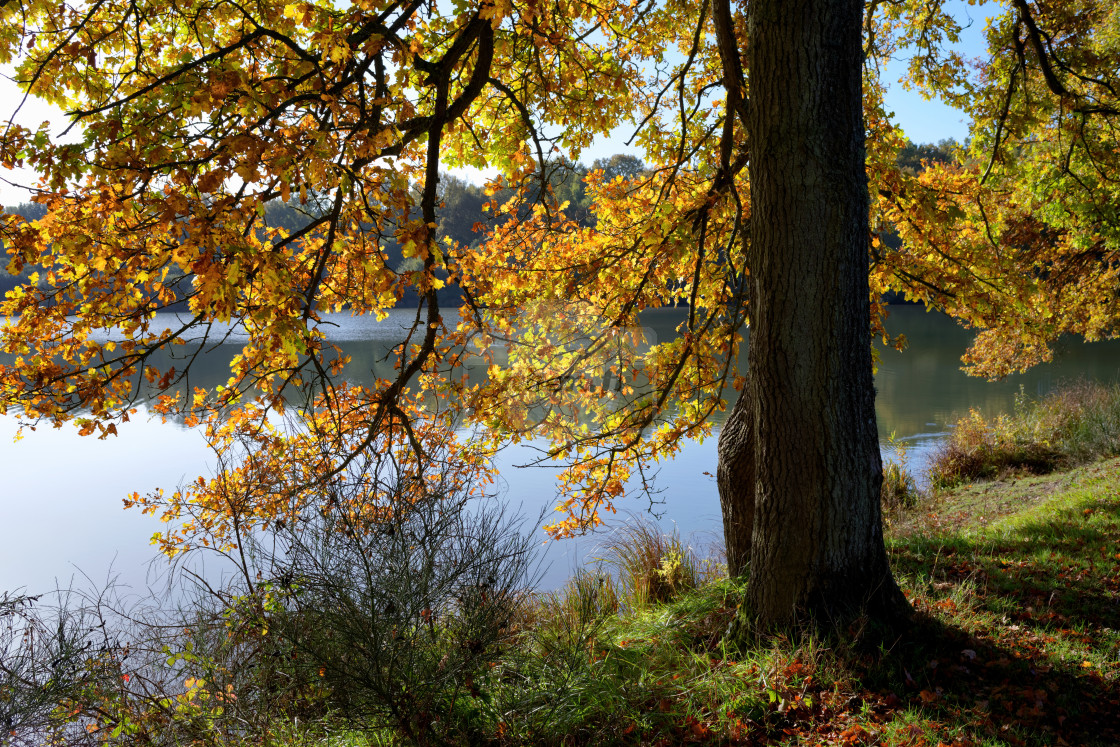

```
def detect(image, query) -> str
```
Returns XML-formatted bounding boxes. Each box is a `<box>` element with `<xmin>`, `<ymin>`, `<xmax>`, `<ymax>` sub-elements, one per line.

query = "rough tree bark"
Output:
<box><xmin>717</xmin><ymin>392</ymin><xmax>754</xmax><ymax>579</ymax></box>
<box><xmin>718</xmin><ymin>0</ymin><xmax>910</xmax><ymax>630</ymax></box>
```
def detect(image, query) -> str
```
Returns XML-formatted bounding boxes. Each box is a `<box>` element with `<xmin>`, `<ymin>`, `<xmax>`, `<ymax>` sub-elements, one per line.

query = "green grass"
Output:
<box><xmin>232</xmin><ymin>461</ymin><xmax>1120</xmax><ymax>745</ymax></box>
<box><xmin>249</xmin><ymin>722</ymin><xmax>395</xmax><ymax>746</ymax></box>
<box><xmin>480</xmin><ymin>459</ymin><xmax>1120</xmax><ymax>746</ymax></box>
<box><xmin>883</xmin><ymin>431</ymin><xmax>923</xmax><ymax>511</ymax></box>
<box><xmin>883</xmin><ymin>457</ymin><xmax>1120</xmax><ymax>746</ymax></box>
<box><xmin>595</xmin><ymin>517</ymin><xmax>713</xmax><ymax>610</ymax></box>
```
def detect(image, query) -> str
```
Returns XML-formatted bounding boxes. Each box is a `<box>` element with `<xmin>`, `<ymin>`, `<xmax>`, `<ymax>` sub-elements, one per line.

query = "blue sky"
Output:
<box><xmin>879</xmin><ymin>0</ymin><xmax>995</xmax><ymax>145</ymax></box>
<box><xmin>571</xmin><ymin>0</ymin><xmax>996</xmax><ymax>165</ymax></box>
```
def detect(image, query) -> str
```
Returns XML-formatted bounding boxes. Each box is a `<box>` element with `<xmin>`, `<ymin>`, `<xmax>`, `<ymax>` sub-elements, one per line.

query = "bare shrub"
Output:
<box><xmin>251</xmin><ymin>484</ymin><xmax>540</xmax><ymax>745</ymax></box>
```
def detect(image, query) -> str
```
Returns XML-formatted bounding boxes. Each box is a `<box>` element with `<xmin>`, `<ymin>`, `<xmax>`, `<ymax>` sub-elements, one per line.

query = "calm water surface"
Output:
<box><xmin>3</xmin><ymin>306</ymin><xmax>1119</xmax><ymax>593</ymax></box>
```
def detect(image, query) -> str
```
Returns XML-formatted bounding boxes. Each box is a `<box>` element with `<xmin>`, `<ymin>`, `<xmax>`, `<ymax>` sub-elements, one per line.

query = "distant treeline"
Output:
<box><xmin>896</xmin><ymin>138</ymin><xmax>958</xmax><ymax>173</ymax></box>
<box><xmin>2</xmin><ymin>144</ymin><xmax>955</xmax><ymax>303</ymax></box>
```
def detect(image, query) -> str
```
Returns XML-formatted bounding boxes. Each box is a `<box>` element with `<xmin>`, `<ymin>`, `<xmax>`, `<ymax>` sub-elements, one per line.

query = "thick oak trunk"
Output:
<box><xmin>718</xmin><ymin>0</ymin><xmax>910</xmax><ymax>629</ymax></box>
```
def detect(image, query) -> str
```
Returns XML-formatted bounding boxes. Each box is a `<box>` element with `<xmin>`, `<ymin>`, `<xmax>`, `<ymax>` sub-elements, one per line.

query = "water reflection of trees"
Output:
<box><xmin>875</xmin><ymin>306</ymin><xmax>1120</xmax><ymax>438</ymax></box>
<box><xmin>10</xmin><ymin>307</ymin><xmax>1118</xmax><ymax>436</ymax></box>
<box><xmin>111</xmin><ymin>308</ymin><xmax>743</xmax><ymax>429</ymax></box>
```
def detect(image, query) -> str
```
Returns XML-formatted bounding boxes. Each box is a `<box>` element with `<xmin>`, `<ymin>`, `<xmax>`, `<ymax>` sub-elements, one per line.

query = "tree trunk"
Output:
<box><xmin>719</xmin><ymin>0</ymin><xmax>910</xmax><ymax>630</ymax></box>
<box><xmin>717</xmin><ymin>391</ymin><xmax>754</xmax><ymax>579</ymax></box>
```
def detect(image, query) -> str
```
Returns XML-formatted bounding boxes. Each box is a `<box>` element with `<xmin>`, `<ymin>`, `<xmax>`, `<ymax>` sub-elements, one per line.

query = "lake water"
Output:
<box><xmin>3</xmin><ymin>305</ymin><xmax>1119</xmax><ymax>594</ymax></box>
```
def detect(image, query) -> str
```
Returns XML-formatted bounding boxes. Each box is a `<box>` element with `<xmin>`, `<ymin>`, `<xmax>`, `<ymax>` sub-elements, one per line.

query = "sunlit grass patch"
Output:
<box><xmin>595</xmin><ymin>515</ymin><xmax>716</xmax><ymax>610</ymax></box>
<box><xmin>888</xmin><ymin>456</ymin><xmax>1120</xmax><ymax>745</ymax></box>
<box><xmin>253</xmin><ymin>722</ymin><xmax>395</xmax><ymax>746</ymax></box>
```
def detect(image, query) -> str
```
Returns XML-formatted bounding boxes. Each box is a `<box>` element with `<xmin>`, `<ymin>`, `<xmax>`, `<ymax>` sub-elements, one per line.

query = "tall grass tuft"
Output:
<box><xmin>881</xmin><ymin>432</ymin><xmax>922</xmax><ymax>510</ymax></box>
<box><xmin>928</xmin><ymin>379</ymin><xmax>1120</xmax><ymax>490</ymax></box>
<box><xmin>599</xmin><ymin>517</ymin><xmax>704</xmax><ymax>609</ymax></box>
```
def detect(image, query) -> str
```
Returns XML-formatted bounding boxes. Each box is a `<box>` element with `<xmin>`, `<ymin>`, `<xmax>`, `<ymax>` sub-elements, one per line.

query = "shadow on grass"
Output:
<box><xmin>840</xmin><ymin>611</ymin><xmax>1120</xmax><ymax>747</ymax></box>
<box><xmin>874</xmin><ymin>493</ymin><xmax>1120</xmax><ymax>746</ymax></box>
<box><xmin>495</xmin><ymin>483</ymin><xmax>1120</xmax><ymax>746</ymax></box>
<box><xmin>894</xmin><ymin>504</ymin><xmax>1120</xmax><ymax>631</ymax></box>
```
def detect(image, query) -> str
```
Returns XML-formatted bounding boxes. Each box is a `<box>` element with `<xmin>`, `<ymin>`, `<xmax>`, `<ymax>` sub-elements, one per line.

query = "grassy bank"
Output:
<box><xmin>481</xmin><ymin>459</ymin><xmax>1120</xmax><ymax>746</ymax></box>
<box><xmin>8</xmin><ymin>461</ymin><xmax>1118</xmax><ymax>746</ymax></box>
<box><xmin>287</xmin><ymin>461</ymin><xmax>1120</xmax><ymax>746</ymax></box>
<box><xmin>927</xmin><ymin>380</ymin><xmax>1120</xmax><ymax>490</ymax></box>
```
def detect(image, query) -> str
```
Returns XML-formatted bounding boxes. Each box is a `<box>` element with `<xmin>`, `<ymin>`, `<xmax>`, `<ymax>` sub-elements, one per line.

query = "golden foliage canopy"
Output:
<box><xmin>1</xmin><ymin>0</ymin><xmax>1118</xmax><ymax>548</ymax></box>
